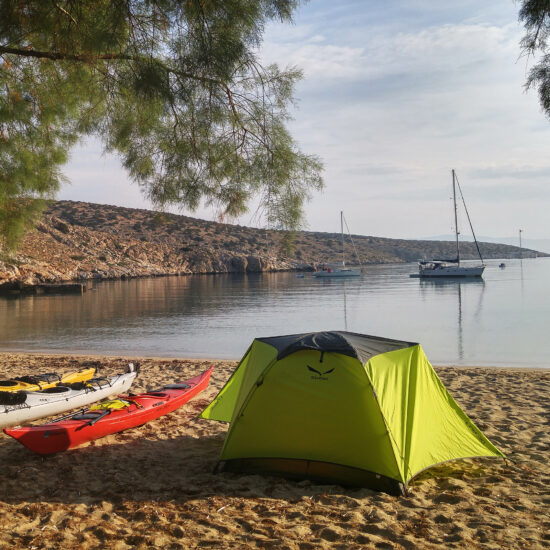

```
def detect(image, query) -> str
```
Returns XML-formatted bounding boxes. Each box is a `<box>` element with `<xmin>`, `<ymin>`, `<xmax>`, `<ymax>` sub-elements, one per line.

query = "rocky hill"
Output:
<box><xmin>0</xmin><ymin>200</ymin><xmax>543</xmax><ymax>291</ymax></box>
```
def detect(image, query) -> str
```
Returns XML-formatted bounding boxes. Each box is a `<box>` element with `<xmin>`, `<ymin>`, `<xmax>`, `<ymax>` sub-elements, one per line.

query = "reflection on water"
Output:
<box><xmin>0</xmin><ymin>259</ymin><xmax>548</xmax><ymax>367</ymax></box>
<box><xmin>418</xmin><ymin>278</ymin><xmax>486</xmax><ymax>362</ymax></box>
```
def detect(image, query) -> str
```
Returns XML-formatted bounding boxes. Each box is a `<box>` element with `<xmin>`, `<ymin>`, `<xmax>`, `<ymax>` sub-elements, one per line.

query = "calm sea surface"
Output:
<box><xmin>0</xmin><ymin>258</ymin><xmax>548</xmax><ymax>367</ymax></box>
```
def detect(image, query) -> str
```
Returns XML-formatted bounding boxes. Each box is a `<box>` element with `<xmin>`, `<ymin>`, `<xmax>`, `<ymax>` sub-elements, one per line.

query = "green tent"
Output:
<box><xmin>201</xmin><ymin>331</ymin><xmax>504</xmax><ymax>495</ymax></box>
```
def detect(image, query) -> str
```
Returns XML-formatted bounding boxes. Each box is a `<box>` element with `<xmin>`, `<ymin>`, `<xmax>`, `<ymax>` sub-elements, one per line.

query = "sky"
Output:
<box><xmin>58</xmin><ymin>0</ymin><xmax>550</xmax><ymax>243</ymax></box>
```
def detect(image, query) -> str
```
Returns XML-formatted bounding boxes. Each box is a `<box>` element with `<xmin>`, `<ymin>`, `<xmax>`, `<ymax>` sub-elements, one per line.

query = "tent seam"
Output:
<box><xmin>362</xmin><ymin>360</ymin><xmax>407</xmax><ymax>485</ymax></box>
<box><xmin>402</xmin><ymin>347</ymin><xmax>419</xmax><ymax>483</ymax></box>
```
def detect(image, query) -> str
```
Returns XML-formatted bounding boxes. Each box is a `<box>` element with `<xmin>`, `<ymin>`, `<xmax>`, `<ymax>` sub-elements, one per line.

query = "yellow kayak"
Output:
<box><xmin>0</xmin><ymin>368</ymin><xmax>96</xmax><ymax>392</ymax></box>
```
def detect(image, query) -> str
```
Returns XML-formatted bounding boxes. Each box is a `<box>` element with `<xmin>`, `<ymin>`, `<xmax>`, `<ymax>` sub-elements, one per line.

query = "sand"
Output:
<box><xmin>0</xmin><ymin>353</ymin><xmax>548</xmax><ymax>549</ymax></box>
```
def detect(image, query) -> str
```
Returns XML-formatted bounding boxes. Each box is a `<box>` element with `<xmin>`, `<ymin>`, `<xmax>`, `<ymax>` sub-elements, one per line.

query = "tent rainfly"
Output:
<box><xmin>201</xmin><ymin>331</ymin><xmax>505</xmax><ymax>495</ymax></box>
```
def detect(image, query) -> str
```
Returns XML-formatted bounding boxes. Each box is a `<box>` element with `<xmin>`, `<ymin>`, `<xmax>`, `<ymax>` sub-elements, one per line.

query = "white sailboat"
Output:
<box><xmin>412</xmin><ymin>170</ymin><xmax>485</xmax><ymax>278</ymax></box>
<box><xmin>313</xmin><ymin>211</ymin><xmax>361</xmax><ymax>278</ymax></box>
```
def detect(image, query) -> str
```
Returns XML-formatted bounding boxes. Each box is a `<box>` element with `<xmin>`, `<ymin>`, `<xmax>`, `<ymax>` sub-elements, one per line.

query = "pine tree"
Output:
<box><xmin>520</xmin><ymin>1</ymin><xmax>550</xmax><ymax>116</ymax></box>
<box><xmin>0</xmin><ymin>0</ymin><xmax>323</xmax><ymax>250</ymax></box>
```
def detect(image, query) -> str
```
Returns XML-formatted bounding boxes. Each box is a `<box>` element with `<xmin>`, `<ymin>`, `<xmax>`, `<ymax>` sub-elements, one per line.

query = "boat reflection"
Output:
<box><xmin>418</xmin><ymin>278</ymin><xmax>485</xmax><ymax>362</ymax></box>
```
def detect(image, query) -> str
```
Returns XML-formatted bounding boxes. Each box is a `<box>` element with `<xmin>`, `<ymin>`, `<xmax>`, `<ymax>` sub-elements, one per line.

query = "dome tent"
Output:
<box><xmin>201</xmin><ymin>331</ymin><xmax>505</xmax><ymax>495</ymax></box>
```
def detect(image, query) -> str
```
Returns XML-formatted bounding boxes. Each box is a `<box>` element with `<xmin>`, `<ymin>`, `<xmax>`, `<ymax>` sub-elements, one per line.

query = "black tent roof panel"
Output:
<box><xmin>256</xmin><ymin>331</ymin><xmax>417</xmax><ymax>364</ymax></box>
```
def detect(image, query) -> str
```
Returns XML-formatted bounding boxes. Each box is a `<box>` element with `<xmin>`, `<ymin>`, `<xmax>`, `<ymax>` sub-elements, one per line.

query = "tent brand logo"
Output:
<box><xmin>307</xmin><ymin>365</ymin><xmax>334</xmax><ymax>381</ymax></box>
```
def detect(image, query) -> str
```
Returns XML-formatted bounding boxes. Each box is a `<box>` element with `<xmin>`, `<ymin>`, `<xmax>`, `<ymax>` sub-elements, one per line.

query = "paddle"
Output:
<box><xmin>50</xmin><ymin>408</ymin><xmax>88</xmax><ymax>423</ymax></box>
<box><xmin>86</xmin><ymin>409</ymin><xmax>111</xmax><ymax>426</ymax></box>
<box><xmin>74</xmin><ymin>409</ymin><xmax>112</xmax><ymax>430</ymax></box>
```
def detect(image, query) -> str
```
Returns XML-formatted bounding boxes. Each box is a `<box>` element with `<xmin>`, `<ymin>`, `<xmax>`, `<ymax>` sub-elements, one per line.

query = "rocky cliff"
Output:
<box><xmin>0</xmin><ymin>201</ymin><xmax>543</xmax><ymax>291</ymax></box>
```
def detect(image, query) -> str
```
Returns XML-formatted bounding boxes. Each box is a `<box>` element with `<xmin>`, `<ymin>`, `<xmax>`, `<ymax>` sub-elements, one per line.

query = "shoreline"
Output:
<box><xmin>3</xmin><ymin>198</ymin><xmax>542</xmax><ymax>294</ymax></box>
<box><xmin>0</xmin><ymin>354</ymin><xmax>548</xmax><ymax>548</ymax></box>
<box><xmin>0</xmin><ymin>350</ymin><xmax>237</xmax><ymax>364</ymax></box>
<box><xmin>2</xmin><ymin>254</ymin><xmax>546</xmax><ymax>296</ymax></box>
<box><xmin>0</xmin><ymin>350</ymin><xmax>548</xmax><ymax>371</ymax></box>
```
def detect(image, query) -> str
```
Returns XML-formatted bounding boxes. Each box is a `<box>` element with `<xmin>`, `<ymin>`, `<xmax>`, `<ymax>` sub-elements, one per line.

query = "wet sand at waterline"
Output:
<box><xmin>0</xmin><ymin>354</ymin><xmax>547</xmax><ymax>549</ymax></box>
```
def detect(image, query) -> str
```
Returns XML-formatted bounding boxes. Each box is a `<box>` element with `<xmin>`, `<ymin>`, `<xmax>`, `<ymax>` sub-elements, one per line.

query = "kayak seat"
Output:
<box><xmin>15</xmin><ymin>373</ymin><xmax>60</xmax><ymax>384</ymax></box>
<box><xmin>163</xmin><ymin>384</ymin><xmax>191</xmax><ymax>390</ymax></box>
<box><xmin>38</xmin><ymin>386</ymin><xmax>72</xmax><ymax>394</ymax></box>
<box><xmin>67</xmin><ymin>382</ymin><xmax>89</xmax><ymax>390</ymax></box>
<box><xmin>0</xmin><ymin>391</ymin><xmax>28</xmax><ymax>405</ymax></box>
<box><xmin>37</xmin><ymin>373</ymin><xmax>62</xmax><ymax>383</ymax></box>
<box><xmin>72</xmin><ymin>413</ymin><xmax>103</xmax><ymax>421</ymax></box>
<box><xmin>0</xmin><ymin>380</ymin><xmax>17</xmax><ymax>387</ymax></box>
<box><xmin>13</xmin><ymin>376</ymin><xmax>39</xmax><ymax>384</ymax></box>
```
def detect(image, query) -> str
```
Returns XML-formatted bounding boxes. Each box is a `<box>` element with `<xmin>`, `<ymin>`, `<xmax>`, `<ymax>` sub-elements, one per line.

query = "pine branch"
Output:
<box><xmin>0</xmin><ymin>46</ymin><xmax>221</xmax><ymax>87</ymax></box>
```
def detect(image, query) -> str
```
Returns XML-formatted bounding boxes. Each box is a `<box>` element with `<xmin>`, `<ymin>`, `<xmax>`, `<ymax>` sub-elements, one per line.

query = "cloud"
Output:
<box><xmin>264</xmin><ymin>22</ymin><xmax>520</xmax><ymax>84</ymax></box>
<box><xmin>470</xmin><ymin>164</ymin><xmax>550</xmax><ymax>180</ymax></box>
<box><xmin>57</xmin><ymin>1</ymin><xmax>550</xmax><ymax>241</ymax></box>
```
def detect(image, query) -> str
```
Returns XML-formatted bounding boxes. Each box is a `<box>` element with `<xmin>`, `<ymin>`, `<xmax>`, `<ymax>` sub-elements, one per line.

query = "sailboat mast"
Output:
<box><xmin>341</xmin><ymin>210</ymin><xmax>345</xmax><ymax>267</ymax></box>
<box><xmin>452</xmin><ymin>169</ymin><xmax>460</xmax><ymax>266</ymax></box>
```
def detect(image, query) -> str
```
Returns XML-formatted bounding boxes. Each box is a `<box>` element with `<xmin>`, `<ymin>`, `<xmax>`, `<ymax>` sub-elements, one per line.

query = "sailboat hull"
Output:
<box><xmin>314</xmin><ymin>212</ymin><xmax>362</xmax><ymax>278</ymax></box>
<box><xmin>410</xmin><ymin>171</ymin><xmax>485</xmax><ymax>280</ymax></box>
<box><xmin>412</xmin><ymin>265</ymin><xmax>485</xmax><ymax>278</ymax></box>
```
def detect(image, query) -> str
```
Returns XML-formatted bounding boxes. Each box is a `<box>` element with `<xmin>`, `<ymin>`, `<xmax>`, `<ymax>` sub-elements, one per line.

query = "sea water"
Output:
<box><xmin>0</xmin><ymin>258</ymin><xmax>548</xmax><ymax>367</ymax></box>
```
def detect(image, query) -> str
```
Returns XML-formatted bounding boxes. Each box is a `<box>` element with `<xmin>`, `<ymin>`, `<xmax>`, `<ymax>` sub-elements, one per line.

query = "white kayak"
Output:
<box><xmin>0</xmin><ymin>364</ymin><xmax>138</xmax><ymax>429</ymax></box>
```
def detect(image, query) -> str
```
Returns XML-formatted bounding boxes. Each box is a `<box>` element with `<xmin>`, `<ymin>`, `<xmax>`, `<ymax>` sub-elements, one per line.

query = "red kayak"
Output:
<box><xmin>4</xmin><ymin>366</ymin><xmax>212</xmax><ymax>455</ymax></box>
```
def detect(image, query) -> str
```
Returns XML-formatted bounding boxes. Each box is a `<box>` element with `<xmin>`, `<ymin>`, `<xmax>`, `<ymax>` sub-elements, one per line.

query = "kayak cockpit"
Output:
<box><xmin>37</xmin><ymin>386</ymin><xmax>72</xmax><ymax>394</ymax></box>
<box><xmin>72</xmin><ymin>412</ymin><xmax>104</xmax><ymax>421</ymax></box>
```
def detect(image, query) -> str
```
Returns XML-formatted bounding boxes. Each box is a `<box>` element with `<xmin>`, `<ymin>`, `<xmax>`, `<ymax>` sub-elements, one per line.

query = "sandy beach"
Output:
<box><xmin>0</xmin><ymin>353</ymin><xmax>548</xmax><ymax>549</ymax></box>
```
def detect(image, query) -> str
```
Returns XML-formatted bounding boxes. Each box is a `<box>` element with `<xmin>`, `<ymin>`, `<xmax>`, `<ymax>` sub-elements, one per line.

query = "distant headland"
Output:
<box><xmin>0</xmin><ymin>200</ymin><xmax>544</xmax><ymax>293</ymax></box>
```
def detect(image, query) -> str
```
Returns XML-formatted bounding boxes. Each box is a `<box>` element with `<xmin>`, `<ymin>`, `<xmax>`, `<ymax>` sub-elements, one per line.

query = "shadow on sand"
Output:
<box><xmin>0</xmin><ymin>428</ymin><xmax>507</xmax><ymax>508</ymax></box>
